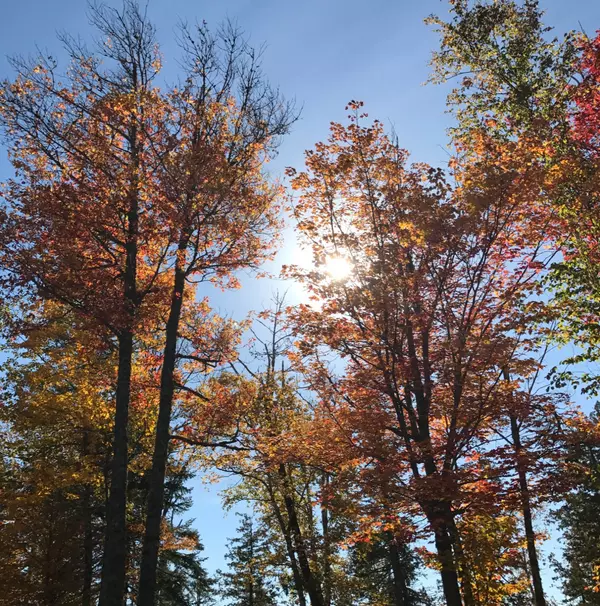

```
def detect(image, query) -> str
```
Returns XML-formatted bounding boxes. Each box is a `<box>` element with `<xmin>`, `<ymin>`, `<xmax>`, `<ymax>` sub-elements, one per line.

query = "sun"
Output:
<box><xmin>324</xmin><ymin>255</ymin><xmax>353</xmax><ymax>281</ymax></box>
<box><xmin>288</xmin><ymin>244</ymin><xmax>353</xmax><ymax>282</ymax></box>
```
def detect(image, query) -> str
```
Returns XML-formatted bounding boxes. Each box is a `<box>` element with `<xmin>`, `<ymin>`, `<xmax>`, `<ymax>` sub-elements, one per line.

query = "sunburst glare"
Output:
<box><xmin>324</xmin><ymin>255</ymin><xmax>353</xmax><ymax>281</ymax></box>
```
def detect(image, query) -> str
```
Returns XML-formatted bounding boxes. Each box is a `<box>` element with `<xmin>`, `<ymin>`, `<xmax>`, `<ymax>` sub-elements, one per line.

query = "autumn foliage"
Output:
<box><xmin>1</xmin><ymin>2</ymin><xmax>600</xmax><ymax>606</ymax></box>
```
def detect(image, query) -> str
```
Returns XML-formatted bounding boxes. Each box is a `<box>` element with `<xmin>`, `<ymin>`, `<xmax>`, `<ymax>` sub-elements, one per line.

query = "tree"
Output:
<box><xmin>0</xmin><ymin>3</ymin><xmax>172</xmax><ymax>601</ymax></box>
<box><xmin>137</xmin><ymin>20</ymin><xmax>296</xmax><ymax>603</ymax></box>
<box><xmin>426</xmin><ymin>0</ymin><xmax>600</xmax><ymax>396</ymax></box>
<box><xmin>0</xmin><ymin>2</ymin><xmax>295</xmax><ymax>603</ymax></box>
<box><xmin>554</xmin><ymin>405</ymin><xmax>600</xmax><ymax>605</ymax></box>
<box><xmin>285</xmin><ymin>103</ymin><xmax>556</xmax><ymax>606</ymax></box>
<box><xmin>425</xmin><ymin>4</ymin><xmax>590</xmax><ymax>604</ymax></box>
<box><xmin>0</xmin><ymin>300</ymin><xmax>214</xmax><ymax>605</ymax></box>
<box><xmin>455</xmin><ymin>514</ymin><xmax>530</xmax><ymax>605</ymax></box>
<box><xmin>427</xmin><ymin>0</ymin><xmax>576</xmax><ymax>142</ymax></box>
<box><xmin>545</xmin><ymin>30</ymin><xmax>600</xmax><ymax>400</ymax></box>
<box><xmin>184</xmin><ymin>295</ymin><xmax>422</xmax><ymax>606</ymax></box>
<box><xmin>197</xmin><ymin>296</ymin><xmax>331</xmax><ymax>606</ymax></box>
<box><xmin>118</xmin><ymin>454</ymin><xmax>214</xmax><ymax>605</ymax></box>
<box><xmin>140</xmin><ymin>465</ymin><xmax>213</xmax><ymax>606</ymax></box>
<box><xmin>347</xmin><ymin>533</ymin><xmax>432</xmax><ymax>606</ymax></box>
<box><xmin>0</xmin><ymin>303</ymin><xmax>116</xmax><ymax>605</ymax></box>
<box><xmin>218</xmin><ymin>514</ymin><xmax>278</xmax><ymax>606</ymax></box>
<box><xmin>487</xmin><ymin>365</ymin><xmax>585</xmax><ymax>606</ymax></box>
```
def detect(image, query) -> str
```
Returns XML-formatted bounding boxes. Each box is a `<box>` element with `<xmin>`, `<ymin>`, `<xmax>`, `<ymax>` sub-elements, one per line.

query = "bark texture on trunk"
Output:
<box><xmin>138</xmin><ymin>260</ymin><xmax>186</xmax><ymax>606</ymax></box>
<box><xmin>99</xmin><ymin>115</ymin><xmax>139</xmax><ymax>606</ymax></box>
<box><xmin>99</xmin><ymin>331</ymin><xmax>133</xmax><ymax>606</ymax></box>
<box><xmin>321</xmin><ymin>518</ymin><xmax>331</xmax><ymax>606</ymax></box>
<box><xmin>427</xmin><ymin>503</ymin><xmax>463</xmax><ymax>606</ymax></box>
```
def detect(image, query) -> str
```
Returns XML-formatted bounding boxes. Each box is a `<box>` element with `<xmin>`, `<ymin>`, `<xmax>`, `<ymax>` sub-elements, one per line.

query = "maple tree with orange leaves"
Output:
<box><xmin>283</xmin><ymin>101</ymin><xmax>573</xmax><ymax>606</ymax></box>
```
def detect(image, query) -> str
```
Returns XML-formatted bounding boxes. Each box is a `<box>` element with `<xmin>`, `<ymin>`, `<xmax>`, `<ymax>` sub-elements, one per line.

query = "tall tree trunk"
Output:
<box><xmin>279</xmin><ymin>465</ymin><xmax>325</xmax><ymax>606</ymax></box>
<box><xmin>510</xmin><ymin>414</ymin><xmax>546</xmax><ymax>606</ymax></box>
<box><xmin>138</xmin><ymin>256</ymin><xmax>187</xmax><ymax>606</ymax></box>
<box><xmin>388</xmin><ymin>538</ymin><xmax>410</xmax><ymax>606</ymax></box>
<box><xmin>420</xmin><ymin>450</ymin><xmax>463</xmax><ymax>606</ymax></box>
<box><xmin>287</xmin><ymin>537</ymin><xmax>308</xmax><ymax>606</ymax></box>
<box><xmin>99</xmin><ymin>331</ymin><xmax>133</xmax><ymax>606</ymax></box>
<box><xmin>268</xmin><ymin>480</ymin><xmax>307</xmax><ymax>606</ymax></box>
<box><xmin>427</xmin><ymin>503</ymin><xmax>463</xmax><ymax>606</ymax></box>
<box><xmin>99</xmin><ymin>118</ymin><xmax>139</xmax><ymax>606</ymax></box>
<box><xmin>503</xmin><ymin>369</ymin><xmax>546</xmax><ymax>606</ymax></box>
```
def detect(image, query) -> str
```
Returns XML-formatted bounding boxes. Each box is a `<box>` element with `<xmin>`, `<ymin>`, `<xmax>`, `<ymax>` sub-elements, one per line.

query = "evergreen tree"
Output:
<box><xmin>156</xmin><ymin>467</ymin><xmax>214</xmax><ymax>606</ymax></box>
<box><xmin>347</xmin><ymin>533</ymin><xmax>431</xmax><ymax>606</ymax></box>
<box><xmin>219</xmin><ymin>514</ymin><xmax>278</xmax><ymax>606</ymax></box>
<box><xmin>554</xmin><ymin>405</ymin><xmax>600</xmax><ymax>604</ymax></box>
<box><xmin>126</xmin><ymin>465</ymin><xmax>214</xmax><ymax>605</ymax></box>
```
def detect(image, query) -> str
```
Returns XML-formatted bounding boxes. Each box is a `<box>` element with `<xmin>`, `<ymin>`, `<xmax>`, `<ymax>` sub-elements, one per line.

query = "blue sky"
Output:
<box><xmin>2</xmin><ymin>0</ymin><xmax>600</xmax><ymax>601</ymax></box>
